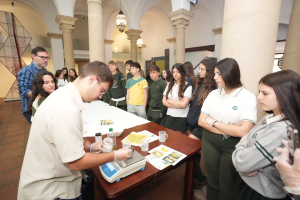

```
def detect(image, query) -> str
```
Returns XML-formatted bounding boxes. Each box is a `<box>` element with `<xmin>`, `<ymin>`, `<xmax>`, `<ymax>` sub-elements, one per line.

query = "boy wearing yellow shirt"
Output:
<box><xmin>125</xmin><ymin>62</ymin><xmax>148</xmax><ymax>119</ymax></box>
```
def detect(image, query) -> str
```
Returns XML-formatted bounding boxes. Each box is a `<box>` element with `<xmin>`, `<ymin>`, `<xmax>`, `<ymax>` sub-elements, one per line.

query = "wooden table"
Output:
<box><xmin>88</xmin><ymin>122</ymin><xmax>202</xmax><ymax>200</ymax></box>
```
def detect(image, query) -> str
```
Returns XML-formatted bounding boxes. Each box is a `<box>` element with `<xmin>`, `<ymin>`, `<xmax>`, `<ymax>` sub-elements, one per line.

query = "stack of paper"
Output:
<box><xmin>121</xmin><ymin>130</ymin><xmax>159</xmax><ymax>146</ymax></box>
<box><xmin>145</xmin><ymin>145</ymin><xmax>187</xmax><ymax>170</ymax></box>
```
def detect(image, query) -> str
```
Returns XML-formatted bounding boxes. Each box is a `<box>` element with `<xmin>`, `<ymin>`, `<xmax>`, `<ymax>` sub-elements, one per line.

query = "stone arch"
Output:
<box><xmin>140</xmin><ymin>7</ymin><xmax>174</xmax><ymax>60</ymax></box>
<box><xmin>105</xmin><ymin>10</ymin><xmax>119</xmax><ymax>40</ymax></box>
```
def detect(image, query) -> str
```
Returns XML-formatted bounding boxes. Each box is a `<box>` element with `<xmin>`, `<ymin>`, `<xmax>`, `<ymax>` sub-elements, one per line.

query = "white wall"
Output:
<box><xmin>140</xmin><ymin>8</ymin><xmax>173</xmax><ymax>61</ymax></box>
<box><xmin>112</xmin><ymin>27</ymin><xmax>131</xmax><ymax>53</ymax></box>
<box><xmin>185</xmin><ymin>6</ymin><xmax>215</xmax><ymax>48</ymax></box>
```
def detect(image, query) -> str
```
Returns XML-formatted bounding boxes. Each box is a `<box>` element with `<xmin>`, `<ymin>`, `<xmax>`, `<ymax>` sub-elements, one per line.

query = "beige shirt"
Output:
<box><xmin>18</xmin><ymin>83</ymin><xmax>85</xmax><ymax>200</ymax></box>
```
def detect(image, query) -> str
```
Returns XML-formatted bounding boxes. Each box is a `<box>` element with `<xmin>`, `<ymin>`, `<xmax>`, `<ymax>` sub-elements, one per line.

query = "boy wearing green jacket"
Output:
<box><xmin>107</xmin><ymin>61</ymin><xmax>127</xmax><ymax>111</ymax></box>
<box><xmin>147</xmin><ymin>65</ymin><xmax>167</xmax><ymax>124</ymax></box>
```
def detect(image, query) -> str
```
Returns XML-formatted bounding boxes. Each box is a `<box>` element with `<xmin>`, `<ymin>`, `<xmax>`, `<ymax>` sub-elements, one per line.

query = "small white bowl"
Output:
<box><xmin>114</xmin><ymin>129</ymin><xmax>124</xmax><ymax>137</ymax></box>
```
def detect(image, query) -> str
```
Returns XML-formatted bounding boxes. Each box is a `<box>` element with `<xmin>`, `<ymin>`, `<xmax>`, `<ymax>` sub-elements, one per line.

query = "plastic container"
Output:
<box><xmin>102</xmin><ymin>137</ymin><xmax>113</xmax><ymax>152</ymax></box>
<box><xmin>107</xmin><ymin>128</ymin><xmax>117</xmax><ymax>150</ymax></box>
<box><xmin>95</xmin><ymin>133</ymin><xmax>102</xmax><ymax>143</ymax></box>
<box><xmin>140</xmin><ymin>138</ymin><xmax>149</xmax><ymax>152</ymax></box>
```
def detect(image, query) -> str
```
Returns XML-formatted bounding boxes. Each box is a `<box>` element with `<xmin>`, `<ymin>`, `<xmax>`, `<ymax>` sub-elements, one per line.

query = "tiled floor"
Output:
<box><xmin>0</xmin><ymin>99</ymin><xmax>206</xmax><ymax>200</ymax></box>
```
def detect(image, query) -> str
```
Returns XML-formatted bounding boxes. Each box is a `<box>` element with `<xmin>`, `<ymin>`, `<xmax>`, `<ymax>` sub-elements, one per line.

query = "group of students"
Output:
<box><xmin>24</xmin><ymin>55</ymin><xmax>300</xmax><ymax>200</ymax></box>
<box><xmin>102</xmin><ymin>58</ymin><xmax>300</xmax><ymax>200</ymax></box>
<box><xmin>55</xmin><ymin>67</ymin><xmax>78</xmax><ymax>88</ymax></box>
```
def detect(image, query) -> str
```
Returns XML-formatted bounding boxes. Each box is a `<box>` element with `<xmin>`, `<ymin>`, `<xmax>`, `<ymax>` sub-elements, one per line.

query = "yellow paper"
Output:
<box><xmin>125</xmin><ymin>133</ymin><xmax>148</xmax><ymax>145</ymax></box>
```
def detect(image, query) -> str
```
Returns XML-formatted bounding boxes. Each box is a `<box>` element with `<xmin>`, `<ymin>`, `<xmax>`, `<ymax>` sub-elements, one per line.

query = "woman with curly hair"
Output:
<box><xmin>186</xmin><ymin>58</ymin><xmax>217</xmax><ymax>189</ymax></box>
<box><xmin>160</xmin><ymin>63</ymin><xmax>192</xmax><ymax>134</ymax></box>
<box><xmin>28</xmin><ymin>71</ymin><xmax>58</xmax><ymax>122</ymax></box>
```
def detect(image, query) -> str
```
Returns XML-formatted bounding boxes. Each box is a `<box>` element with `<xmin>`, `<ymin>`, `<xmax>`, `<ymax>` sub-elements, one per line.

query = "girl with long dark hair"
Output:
<box><xmin>198</xmin><ymin>58</ymin><xmax>257</xmax><ymax>199</ymax></box>
<box><xmin>28</xmin><ymin>71</ymin><xmax>58</xmax><ymax>122</ymax></box>
<box><xmin>55</xmin><ymin>69</ymin><xmax>68</xmax><ymax>88</ymax></box>
<box><xmin>186</xmin><ymin>58</ymin><xmax>217</xmax><ymax>189</ymax></box>
<box><xmin>231</xmin><ymin>70</ymin><xmax>300</xmax><ymax>200</ymax></box>
<box><xmin>160</xmin><ymin>63</ymin><xmax>192</xmax><ymax>134</ymax></box>
<box><xmin>61</xmin><ymin>67</ymin><xmax>69</xmax><ymax>80</ymax></box>
<box><xmin>69</xmin><ymin>69</ymin><xmax>78</xmax><ymax>82</ymax></box>
<box><xmin>161</xmin><ymin>69</ymin><xmax>171</xmax><ymax>83</ymax></box>
<box><xmin>183</xmin><ymin>61</ymin><xmax>196</xmax><ymax>88</ymax></box>
<box><xmin>187</xmin><ymin>58</ymin><xmax>217</xmax><ymax>137</ymax></box>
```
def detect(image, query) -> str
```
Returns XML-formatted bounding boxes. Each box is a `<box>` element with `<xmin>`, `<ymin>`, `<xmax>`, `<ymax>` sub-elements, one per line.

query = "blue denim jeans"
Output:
<box><xmin>22</xmin><ymin>112</ymin><xmax>31</xmax><ymax>123</ymax></box>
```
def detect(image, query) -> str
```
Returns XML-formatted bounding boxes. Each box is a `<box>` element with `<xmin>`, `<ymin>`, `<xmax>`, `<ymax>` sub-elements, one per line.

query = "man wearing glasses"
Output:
<box><xmin>18</xmin><ymin>61</ymin><xmax>133</xmax><ymax>200</ymax></box>
<box><xmin>17</xmin><ymin>46</ymin><xmax>49</xmax><ymax>123</ymax></box>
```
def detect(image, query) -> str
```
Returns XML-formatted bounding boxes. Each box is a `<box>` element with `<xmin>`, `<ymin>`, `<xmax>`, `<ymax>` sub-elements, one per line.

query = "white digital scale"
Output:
<box><xmin>100</xmin><ymin>149</ymin><xmax>146</xmax><ymax>183</ymax></box>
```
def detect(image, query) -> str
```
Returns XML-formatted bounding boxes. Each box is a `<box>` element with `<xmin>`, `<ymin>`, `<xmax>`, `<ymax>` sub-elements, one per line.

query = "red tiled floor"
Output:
<box><xmin>0</xmin><ymin>181</ymin><xmax>19</xmax><ymax>200</ymax></box>
<box><xmin>0</xmin><ymin>156</ymin><xmax>24</xmax><ymax>173</ymax></box>
<box><xmin>0</xmin><ymin>140</ymin><xmax>25</xmax><ymax>152</ymax></box>
<box><xmin>6</xmin><ymin>125</ymin><xmax>25</xmax><ymax>133</ymax></box>
<box><xmin>4</xmin><ymin>130</ymin><xmax>25</xmax><ymax>138</ymax></box>
<box><xmin>0</xmin><ymin>148</ymin><xmax>24</xmax><ymax>161</ymax></box>
<box><xmin>9</xmin><ymin>117</ymin><xmax>27</xmax><ymax>124</ymax></box>
<box><xmin>2</xmin><ymin>135</ymin><xmax>25</xmax><ymax>145</ymax></box>
<box><xmin>0</xmin><ymin>167</ymin><xmax>21</xmax><ymax>187</ymax></box>
<box><xmin>9</xmin><ymin>119</ymin><xmax>26</xmax><ymax>125</ymax></box>
<box><xmin>7</xmin><ymin>121</ymin><xmax>26</xmax><ymax>128</ymax></box>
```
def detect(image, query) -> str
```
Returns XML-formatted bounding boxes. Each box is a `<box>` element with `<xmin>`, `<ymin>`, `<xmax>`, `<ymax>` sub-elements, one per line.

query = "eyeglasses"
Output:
<box><xmin>95</xmin><ymin>77</ymin><xmax>107</xmax><ymax>95</ymax></box>
<box><xmin>37</xmin><ymin>56</ymin><xmax>51</xmax><ymax>60</ymax></box>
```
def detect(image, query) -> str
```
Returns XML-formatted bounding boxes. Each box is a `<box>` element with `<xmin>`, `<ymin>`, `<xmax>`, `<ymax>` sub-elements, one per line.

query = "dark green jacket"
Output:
<box><xmin>107</xmin><ymin>72</ymin><xmax>127</xmax><ymax>106</ymax></box>
<box><xmin>148</xmin><ymin>78</ymin><xmax>167</xmax><ymax>116</ymax></box>
<box><xmin>70</xmin><ymin>76</ymin><xmax>77</xmax><ymax>82</ymax></box>
<box><xmin>32</xmin><ymin>97</ymin><xmax>45</xmax><ymax>117</ymax></box>
<box><xmin>127</xmin><ymin>72</ymin><xmax>133</xmax><ymax>80</ymax></box>
<box><xmin>146</xmin><ymin>75</ymin><xmax>154</xmax><ymax>88</ymax></box>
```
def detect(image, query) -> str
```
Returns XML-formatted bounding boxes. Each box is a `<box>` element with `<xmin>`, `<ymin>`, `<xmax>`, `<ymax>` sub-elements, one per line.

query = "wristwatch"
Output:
<box><xmin>212</xmin><ymin>120</ymin><xmax>217</xmax><ymax>127</ymax></box>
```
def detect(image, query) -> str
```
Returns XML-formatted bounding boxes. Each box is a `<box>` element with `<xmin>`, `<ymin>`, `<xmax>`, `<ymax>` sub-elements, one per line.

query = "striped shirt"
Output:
<box><xmin>17</xmin><ymin>62</ymin><xmax>46</xmax><ymax>113</ymax></box>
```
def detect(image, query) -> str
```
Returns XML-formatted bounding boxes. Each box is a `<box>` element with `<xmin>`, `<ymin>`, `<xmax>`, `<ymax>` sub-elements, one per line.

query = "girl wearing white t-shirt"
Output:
<box><xmin>198</xmin><ymin>58</ymin><xmax>257</xmax><ymax>200</ymax></box>
<box><xmin>55</xmin><ymin>69</ymin><xmax>68</xmax><ymax>89</ymax></box>
<box><xmin>161</xmin><ymin>63</ymin><xmax>192</xmax><ymax>134</ymax></box>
